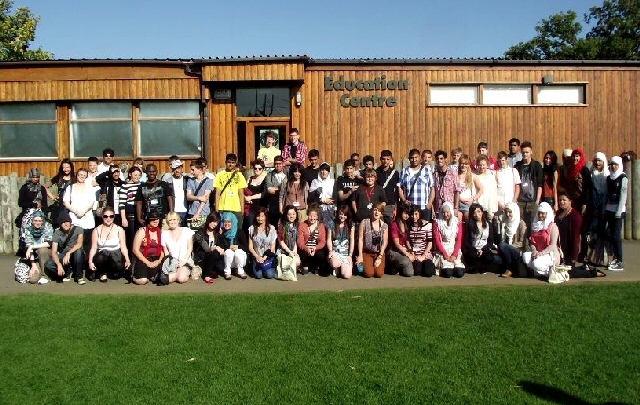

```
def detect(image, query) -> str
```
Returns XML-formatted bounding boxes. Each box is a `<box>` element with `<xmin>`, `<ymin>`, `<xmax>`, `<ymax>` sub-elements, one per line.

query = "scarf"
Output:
<box><xmin>221</xmin><ymin>212</ymin><xmax>238</xmax><ymax>243</ymax></box>
<box><xmin>502</xmin><ymin>202</ymin><xmax>521</xmax><ymax>244</ymax></box>
<box><xmin>27</xmin><ymin>210</ymin><xmax>47</xmax><ymax>240</ymax></box>
<box><xmin>283</xmin><ymin>222</ymin><xmax>298</xmax><ymax>251</ymax></box>
<box><xmin>591</xmin><ymin>152</ymin><xmax>609</xmax><ymax>194</ymax></box>
<box><xmin>143</xmin><ymin>225</ymin><xmax>161</xmax><ymax>257</ymax></box>
<box><xmin>609</xmin><ymin>156</ymin><xmax>624</xmax><ymax>180</ymax></box>
<box><xmin>532</xmin><ymin>202</ymin><xmax>555</xmax><ymax>232</ymax></box>
<box><xmin>567</xmin><ymin>148</ymin><xmax>587</xmax><ymax>181</ymax></box>
<box><xmin>436</xmin><ymin>202</ymin><xmax>458</xmax><ymax>242</ymax></box>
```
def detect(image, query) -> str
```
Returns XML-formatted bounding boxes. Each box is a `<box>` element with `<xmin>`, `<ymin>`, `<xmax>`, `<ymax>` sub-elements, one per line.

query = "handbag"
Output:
<box><xmin>257</xmin><ymin>256</ymin><xmax>276</xmax><ymax>272</ymax></box>
<box><xmin>95</xmin><ymin>192</ymin><xmax>108</xmax><ymax>217</ymax></box>
<box><xmin>276</xmin><ymin>253</ymin><xmax>297</xmax><ymax>281</ymax></box>
<box><xmin>14</xmin><ymin>259</ymin><xmax>30</xmax><ymax>283</ymax></box>
<box><xmin>549</xmin><ymin>265</ymin><xmax>570</xmax><ymax>284</ymax></box>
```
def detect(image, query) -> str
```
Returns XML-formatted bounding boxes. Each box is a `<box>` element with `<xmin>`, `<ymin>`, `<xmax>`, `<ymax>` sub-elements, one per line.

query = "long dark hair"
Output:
<box><xmin>280</xmin><ymin>205</ymin><xmax>298</xmax><ymax>228</ymax></box>
<box><xmin>201</xmin><ymin>212</ymin><xmax>221</xmax><ymax>232</ymax></box>
<box><xmin>467</xmin><ymin>203</ymin><xmax>489</xmax><ymax>235</ymax></box>
<box><xmin>543</xmin><ymin>150</ymin><xmax>559</xmax><ymax>174</ymax></box>
<box><xmin>286</xmin><ymin>163</ymin><xmax>307</xmax><ymax>191</ymax></box>
<box><xmin>395</xmin><ymin>204</ymin><xmax>411</xmax><ymax>234</ymax></box>
<box><xmin>252</xmin><ymin>207</ymin><xmax>271</xmax><ymax>238</ymax></box>
<box><xmin>51</xmin><ymin>158</ymin><xmax>75</xmax><ymax>185</ymax></box>
<box><xmin>408</xmin><ymin>205</ymin><xmax>425</xmax><ymax>228</ymax></box>
<box><xmin>335</xmin><ymin>204</ymin><xmax>353</xmax><ymax>230</ymax></box>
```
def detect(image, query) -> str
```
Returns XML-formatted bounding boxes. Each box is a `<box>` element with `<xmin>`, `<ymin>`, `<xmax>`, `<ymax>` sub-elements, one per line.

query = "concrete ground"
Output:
<box><xmin>2</xmin><ymin>241</ymin><xmax>640</xmax><ymax>296</ymax></box>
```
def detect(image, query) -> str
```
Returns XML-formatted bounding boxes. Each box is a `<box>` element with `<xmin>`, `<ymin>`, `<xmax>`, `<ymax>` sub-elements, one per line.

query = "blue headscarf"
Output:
<box><xmin>221</xmin><ymin>212</ymin><xmax>238</xmax><ymax>243</ymax></box>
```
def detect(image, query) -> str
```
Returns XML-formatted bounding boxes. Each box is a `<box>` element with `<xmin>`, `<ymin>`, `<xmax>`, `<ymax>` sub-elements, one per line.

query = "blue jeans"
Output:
<box><xmin>252</xmin><ymin>259</ymin><xmax>276</xmax><ymax>279</ymax></box>
<box><xmin>45</xmin><ymin>249</ymin><xmax>86</xmax><ymax>281</ymax></box>
<box><xmin>498</xmin><ymin>243</ymin><xmax>521</xmax><ymax>267</ymax></box>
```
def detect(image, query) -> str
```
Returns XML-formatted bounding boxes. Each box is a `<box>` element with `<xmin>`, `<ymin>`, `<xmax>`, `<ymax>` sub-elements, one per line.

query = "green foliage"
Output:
<box><xmin>0</xmin><ymin>284</ymin><xmax>639</xmax><ymax>404</ymax></box>
<box><xmin>0</xmin><ymin>0</ymin><xmax>52</xmax><ymax>61</ymax></box>
<box><xmin>505</xmin><ymin>0</ymin><xmax>640</xmax><ymax>60</ymax></box>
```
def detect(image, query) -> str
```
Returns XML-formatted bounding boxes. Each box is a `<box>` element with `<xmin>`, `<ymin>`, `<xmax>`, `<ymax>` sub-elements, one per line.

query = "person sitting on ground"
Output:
<box><xmin>433</xmin><ymin>202</ymin><xmax>465</xmax><ymax>278</ymax></box>
<box><xmin>193</xmin><ymin>212</ymin><xmax>229</xmax><ymax>284</ymax></box>
<box><xmin>131</xmin><ymin>211</ymin><xmax>164</xmax><ymax>285</ymax></box>
<box><xmin>496</xmin><ymin>202</ymin><xmax>527</xmax><ymax>278</ymax></box>
<box><xmin>44</xmin><ymin>211</ymin><xmax>86</xmax><ymax>284</ymax></box>
<box><xmin>88</xmin><ymin>206</ymin><xmax>130</xmax><ymax>282</ymax></box>
<box><xmin>327</xmin><ymin>205</ymin><xmax>355</xmax><ymax>279</ymax></box>
<box><xmin>17</xmin><ymin>209</ymin><xmax>52</xmax><ymax>284</ymax></box>
<box><xmin>248</xmin><ymin>207</ymin><xmax>278</xmax><ymax>279</ymax></box>
<box><xmin>522</xmin><ymin>202</ymin><xmax>560</xmax><ymax>278</ymax></box>
<box><xmin>159</xmin><ymin>211</ymin><xmax>194</xmax><ymax>285</ymax></box>
<box><xmin>356</xmin><ymin>201</ymin><xmax>388</xmax><ymax>278</ymax></box>
<box><xmin>463</xmin><ymin>203</ymin><xmax>501</xmax><ymax>274</ymax></box>
<box><xmin>387</xmin><ymin>205</ymin><xmax>414</xmax><ymax>277</ymax></box>
<box><xmin>220</xmin><ymin>212</ymin><xmax>248</xmax><ymax>280</ymax></box>
<box><xmin>278</xmin><ymin>205</ymin><xmax>302</xmax><ymax>269</ymax></box>
<box><xmin>297</xmin><ymin>204</ymin><xmax>328</xmax><ymax>275</ymax></box>
<box><xmin>406</xmin><ymin>205</ymin><xmax>436</xmax><ymax>277</ymax></box>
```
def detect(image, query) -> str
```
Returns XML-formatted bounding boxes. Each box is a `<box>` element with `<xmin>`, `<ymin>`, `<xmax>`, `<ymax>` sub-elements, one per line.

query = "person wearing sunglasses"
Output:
<box><xmin>88</xmin><ymin>206</ymin><xmax>130</xmax><ymax>282</ymax></box>
<box><xmin>244</xmin><ymin>159</ymin><xmax>268</xmax><ymax>233</ymax></box>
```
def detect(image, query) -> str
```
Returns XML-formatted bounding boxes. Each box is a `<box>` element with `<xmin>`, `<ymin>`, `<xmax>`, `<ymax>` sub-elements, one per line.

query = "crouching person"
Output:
<box><xmin>18</xmin><ymin>209</ymin><xmax>53</xmax><ymax>284</ymax></box>
<box><xmin>159</xmin><ymin>211</ymin><xmax>195</xmax><ymax>285</ymax></box>
<box><xmin>88</xmin><ymin>206</ymin><xmax>130</xmax><ymax>282</ymax></box>
<box><xmin>44</xmin><ymin>211</ymin><xmax>86</xmax><ymax>284</ymax></box>
<box><xmin>433</xmin><ymin>202</ymin><xmax>465</xmax><ymax>278</ymax></box>
<box><xmin>131</xmin><ymin>212</ymin><xmax>164</xmax><ymax>285</ymax></box>
<box><xmin>523</xmin><ymin>202</ymin><xmax>560</xmax><ymax>278</ymax></box>
<box><xmin>221</xmin><ymin>212</ymin><xmax>248</xmax><ymax>280</ymax></box>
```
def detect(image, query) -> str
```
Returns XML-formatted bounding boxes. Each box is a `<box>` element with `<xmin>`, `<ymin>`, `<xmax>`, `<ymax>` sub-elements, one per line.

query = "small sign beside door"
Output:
<box><xmin>213</xmin><ymin>89</ymin><xmax>232</xmax><ymax>100</ymax></box>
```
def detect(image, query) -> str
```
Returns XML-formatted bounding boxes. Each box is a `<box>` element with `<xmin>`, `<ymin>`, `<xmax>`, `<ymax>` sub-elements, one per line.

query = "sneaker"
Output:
<box><xmin>62</xmin><ymin>273</ymin><xmax>72</xmax><ymax>282</ymax></box>
<box><xmin>37</xmin><ymin>277</ymin><xmax>49</xmax><ymax>285</ymax></box>
<box><xmin>608</xmin><ymin>261</ymin><xmax>624</xmax><ymax>271</ymax></box>
<box><xmin>77</xmin><ymin>278</ymin><xmax>87</xmax><ymax>285</ymax></box>
<box><xmin>607</xmin><ymin>259</ymin><xmax>619</xmax><ymax>270</ymax></box>
<box><xmin>224</xmin><ymin>274</ymin><xmax>232</xmax><ymax>280</ymax></box>
<box><xmin>159</xmin><ymin>273</ymin><xmax>169</xmax><ymax>285</ymax></box>
<box><xmin>332</xmin><ymin>270</ymin><xmax>337</xmax><ymax>277</ymax></box>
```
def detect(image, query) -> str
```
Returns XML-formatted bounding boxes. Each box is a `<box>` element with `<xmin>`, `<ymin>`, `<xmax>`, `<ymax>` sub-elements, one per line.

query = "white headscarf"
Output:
<box><xmin>609</xmin><ymin>156</ymin><xmax>624</xmax><ymax>180</ymax></box>
<box><xmin>502</xmin><ymin>201</ymin><xmax>520</xmax><ymax>243</ymax></box>
<box><xmin>436</xmin><ymin>202</ymin><xmax>459</xmax><ymax>242</ymax></box>
<box><xmin>591</xmin><ymin>152</ymin><xmax>609</xmax><ymax>194</ymax></box>
<box><xmin>532</xmin><ymin>202</ymin><xmax>555</xmax><ymax>232</ymax></box>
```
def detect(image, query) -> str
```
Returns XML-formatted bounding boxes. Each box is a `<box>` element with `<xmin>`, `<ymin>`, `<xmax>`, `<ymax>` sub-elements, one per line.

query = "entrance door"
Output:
<box><xmin>239</xmin><ymin>120</ymin><xmax>289</xmax><ymax>166</ymax></box>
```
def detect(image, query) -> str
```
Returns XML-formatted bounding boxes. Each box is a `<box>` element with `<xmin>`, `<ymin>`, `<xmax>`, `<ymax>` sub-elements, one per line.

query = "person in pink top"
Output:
<box><xmin>281</xmin><ymin>128</ymin><xmax>308</xmax><ymax>168</ymax></box>
<box><xmin>433</xmin><ymin>202</ymin><xmax>465</xmax><ymax>278</ymax></box>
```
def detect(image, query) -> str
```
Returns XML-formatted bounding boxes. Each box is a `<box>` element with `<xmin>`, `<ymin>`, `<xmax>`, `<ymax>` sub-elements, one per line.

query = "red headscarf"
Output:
<box><xmin>568</xmin><ymin>148</ymin><xmax>586</xmax><ymax>181</ymax></box>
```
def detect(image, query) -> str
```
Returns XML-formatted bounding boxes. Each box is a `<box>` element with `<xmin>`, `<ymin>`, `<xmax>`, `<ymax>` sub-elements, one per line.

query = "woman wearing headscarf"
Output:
<box><xmin>17</xmin><ymin>168</ymin><xmax>49</xmax><ymax>227</ymax></box>
<box><xmin>497</xmin><ymin>202</ymin><xmax>527</xmax><ymax>278</ymax></box>
<box><xmin>559</xmin><ymin>148</ymin><xmax>591</xmax><ymax>214</ymax></box>
<box><xmin>16</xmin><ymin>209</ymin><xmax>53</xmax><ymax>284</ymax></box>
<box><xmin>433</xmin><ymin>202</ymin><xmax>465</xmax><ymax>278</ymax></box>
<box><xmin>604</xmin><ymin>156</ymin><xmax>627</xmax><ymax>271</ymax></box>
<box><xmin>588</xmin><ymin>152</ymin><xmax>609</xmax><ymax>237</ymax></box>
<box><xmin>522</xmin><ymin>202</ymin><xmax>560</xmax><ymax>278</ymax></box>
<box><xmin>221</xmin><ymin>212</ymin><xmax>248</xmax><ymax>279</ymax></box>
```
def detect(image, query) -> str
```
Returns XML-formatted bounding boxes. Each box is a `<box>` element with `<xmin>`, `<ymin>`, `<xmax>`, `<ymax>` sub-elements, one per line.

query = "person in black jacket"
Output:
<box><xmin>463</xmin><ymin>203</ymin><xmax>501</xmax><ymax>274</ymax></box>
<box><xmin>17</xmin><ymin>168</ymin><xmax>48</xmax><ymax>228</ymax></box>
<box><xmin>515</xmin><ymin>142</ymin><xmax>543</xmax><ymax>244</ymax></box>
<box><xmin>95</xmin><ymin>165</ymin><xmax>125</xmax><ymax>226</ymax></box>
<box><xmin>193</xmin><ymin>213</ymin><xmax>230</xmax><ymax>283</ymax></box>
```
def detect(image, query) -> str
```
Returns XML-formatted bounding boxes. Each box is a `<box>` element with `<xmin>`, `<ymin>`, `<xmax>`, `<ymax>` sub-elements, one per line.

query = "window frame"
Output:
<box><xmin>0</xmin><ymin>102</ymin><xmax>59</xmax><ymax>161</ymax></box>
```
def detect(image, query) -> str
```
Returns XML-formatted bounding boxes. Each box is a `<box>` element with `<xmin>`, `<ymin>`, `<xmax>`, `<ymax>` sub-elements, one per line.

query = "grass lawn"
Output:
<box><xmin>1</xmin><ymin>283</ymin><xmax>639</xmax><ymax>405</ymax></box>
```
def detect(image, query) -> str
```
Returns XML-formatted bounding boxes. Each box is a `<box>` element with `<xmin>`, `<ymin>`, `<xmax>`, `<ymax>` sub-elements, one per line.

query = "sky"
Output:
<box><xmin>18</xmin><ymin>0</ymin><xmax>599</xmax><ymax>60</ymax></box>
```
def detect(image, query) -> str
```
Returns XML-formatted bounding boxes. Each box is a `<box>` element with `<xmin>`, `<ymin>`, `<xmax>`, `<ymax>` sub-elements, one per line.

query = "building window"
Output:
<box><xmin>236</xmin><ymin>87</ymin><xmax>291</xmax><ymax>117</ymax></box>
<box><xmin>0</xmin><ymin>103</ymin><xmax>57</xmax><ymax>159</ymax></box>
<box><xmin>537</xmin><ymin>85</ymin><xmax>585</xmax><ymax>104</ymax></box>
<box><xmin>482</xmin><ymin>85</ymin><xmax>531</xmax><ymax>105</ymax></box>
<box><xmin>429</xmin><ymin>85</ymin><xmax>478</xmax><ymax>105</ymax></box>
<box><xmin>70</xmin><ymin>102</ymin><xmax>133</xmax><ymax>158</ymax></box>
<box><xmin>138</xmin><ymin>101</ymin><xmax>202</xmax><ymax>157</ymax></box>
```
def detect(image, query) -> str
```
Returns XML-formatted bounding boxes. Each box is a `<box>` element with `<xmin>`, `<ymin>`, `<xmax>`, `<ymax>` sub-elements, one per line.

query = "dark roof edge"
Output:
<box><xmin>308</xmin><ymin>58</ymin><xmax>640</xmax><ymax>66</ymax></box>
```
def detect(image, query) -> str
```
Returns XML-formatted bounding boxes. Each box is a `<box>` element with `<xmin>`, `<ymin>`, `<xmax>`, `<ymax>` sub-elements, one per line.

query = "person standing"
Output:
<box><xmin>376</xmin><ymin>150</ymin><xmax>400</xmax><ymax>224</ymax></box>
<box><xmin>352</xmin><ymin>169</ymin><xmax>386</xmax><ymax>224</ymax></box>
<box><xmin>303</xmin><ymin>149</ymin><xmax>321</xmax><ymax>186</ymax></box>
<box><xmin>515</xmin><ymin>141</ymin><xmax>543</xmax><ymax>239</ymax></box>
<box><xmin>18</xmin><ymin>168</ymin><xmax>48</xmax><ymax>227</ymax></box>
<box><xmin>432</xmin><ymin>150</ymin><xmax>460</xmax><ymax>219</ymax></box>
<box><xmin>334</xmin><ymin>159</ymin><xmax>361</xmax><ymax>218</ymax></box>
<box><xmin>95</xmin><ymin>164</ymin><xmax>125</xmax><ymax>225</ymax></box>
<box><xmin>265</xmin><ymin>156</ymin><xmax>287</xmax><ymax>225</ymax></box>
<box><xmin>281</xmin><ymin>128</ymin><xmax>307</xmax><ymax>168</ymax></box>
<box><xmin>256</xmin><ymin>131</ymin><xmax>281</xmax><ymax>170</ymax></box>
<box><xmin>167</xmin><ymin>159</ymin><xmax>189</xmax><ymax>226</ymax></box>
<box><xmin>605</xmin><ymin>156</ymin><xmax>627</xmax><ymax>271</ymax></box>
<box><xmin>214</xmin><ymin>153</ymin><xmax>247</xmax><ymax>230</ymax></box>
<box><xmin>399</xmin><ymin>149</ymin><xmax>434</xmax><ymax>220</ymax></box>
<box><xmin>97</xmin><ymin>148</ymin><xmax>115</xmax><ymax>174</ymax></box>
<box><xmin>46</xmin><ymin>159</ymin><xmax>74</xmax><ymax>228</ymax></box>
<box><xmin>187</xmin><ymin>159</ymin><xmax>214</xmax><ymax>228</ymax></box>
<box><xmin>135</xmin><ymin>164</ymin><xmax>174</xmax><ymax>227</ymax></box>
<box><xmin>507</xmin><ymin>138</ymin><xmax>522</xmax><ymax>168</ymax></box>
<box><xmin>495</xmin><ymin>151</ymin><xmax>521</xmax><ymax>213</ymax></box>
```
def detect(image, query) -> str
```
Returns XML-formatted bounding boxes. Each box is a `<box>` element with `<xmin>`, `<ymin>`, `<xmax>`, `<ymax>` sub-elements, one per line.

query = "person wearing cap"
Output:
<box><xmin>131</xmin><ymin>211</ymin><xmax>165</xmax><ymax>285</ymax></box>
<box><xmin>95</xmin><ymin>164</ymin><xmax>125</xmax><ymax>225</ymax></box>
<box><xmin>17</xmin><ymin>209</ymin><xmax>53</xmax><ymax>284</ymax></box>
<box><xmin>18</xmin><ymin>168</ymin><xmax>48</xmax><ymax>227</ymax></box>
<box><xmin>168</xmin><ymin>159</ymin><xmax>189</xmax><ymax>226</ymax></box>
<box><xmin>605</xmin><ymin>156</ymin><xmax>627</xmax><ymax>271</ymax></box>
<box><xmin>44</xmin><ymin>211</ymin><xmax>86</xmax><ymax>284</ymax></box>
<box><xmin>135</xmin><ymin>163</ymin><xmax>174</xmax><ymax>227</ymax></box>
<box><xmin>256</xmin><ymin>130</ymin><xmax>281</xmax><ymax>170</ymax></box>
<box><xmin>309</xmin><ymin>162</ymin><xmax>336</xmax><ymax>231</ymax></box>
<box><xmin>98</xmin><ymin>148</ymin><xmax>115</xmax><ymax>175</ymax></box>
<box><xmin>160</xmin><ymin>155</ymin><xmax>182</xmax><ymax>183</ymax></box>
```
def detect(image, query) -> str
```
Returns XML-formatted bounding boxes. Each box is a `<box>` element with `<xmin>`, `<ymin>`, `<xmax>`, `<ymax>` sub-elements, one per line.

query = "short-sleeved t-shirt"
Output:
<box><xmin>161</xmin><ymin>227</ymin><xmax>194</xmax><ymax>261</ymax></box>
<box><xmin>187</xmin><ymin>177</ymin><xmax>214</xmax><ymax>216</ymax></box>
<box><xmin>214</xmin><ymin>170</ymin><xmax>248</xmax><ymax>213</ymax></box>
<box><xmin>52</xmin><ymin>226</ymin><xmax>84</xmax><ymax>255</ymax></box>
<box><xmin>248</xmin><ymin>225</ymin><xmax>277</xmax><ymax>256</ymax></box>
<box><xmin>257</xmin><ymin>146</ymin><xmax>281</xmax><ymax>167</ymax></box>
<box><xmin>135</xmin><ymin>181</ymin><xmax>174</xmax><ymax>218</ymax></box>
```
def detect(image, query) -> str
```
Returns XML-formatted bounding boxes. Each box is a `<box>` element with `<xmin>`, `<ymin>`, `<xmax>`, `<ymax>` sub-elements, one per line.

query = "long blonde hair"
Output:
<box><xmin>458</xmin><ymin>154</ymin><xmax>473</xmax><ymax>189</ymax></box>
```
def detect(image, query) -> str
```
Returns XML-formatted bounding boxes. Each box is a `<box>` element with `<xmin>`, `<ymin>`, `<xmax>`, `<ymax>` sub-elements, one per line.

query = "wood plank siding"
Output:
<box><xmin>1</xmin><ymin>60</ymin><xmax>639</xmax><ymax>178</ymax></box>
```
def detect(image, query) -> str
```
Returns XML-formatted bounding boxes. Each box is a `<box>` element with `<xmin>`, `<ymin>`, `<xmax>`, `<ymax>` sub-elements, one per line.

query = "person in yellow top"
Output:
<box><xmin>256</xmin><ymin>131</ymin><xmax>281</xmax><ymax>169</ymax></box>
<box><xmin>215</xmin><ymin>153</ymin><xmax>248</xmax><ymax>230</ymax></box>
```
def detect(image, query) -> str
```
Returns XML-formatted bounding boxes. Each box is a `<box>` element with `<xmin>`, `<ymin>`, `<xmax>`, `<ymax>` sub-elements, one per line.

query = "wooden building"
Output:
<box><xmin>1</xmin><ymin>56</ymin><xmax>639</xmax><ymax>176</ymax></box>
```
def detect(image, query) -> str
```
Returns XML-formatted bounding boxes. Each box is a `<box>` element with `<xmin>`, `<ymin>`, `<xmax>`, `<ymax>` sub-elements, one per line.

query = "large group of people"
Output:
<box><xmin>14</xmin><ymin>131</ymin><xmax>629</xmax><ymax>286</ymax></box>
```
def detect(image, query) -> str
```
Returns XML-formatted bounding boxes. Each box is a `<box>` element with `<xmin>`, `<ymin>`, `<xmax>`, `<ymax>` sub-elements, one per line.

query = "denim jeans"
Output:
<box><xmin>252</xmin><ymin>259</ymin><xmax>276</xmax><ymax>279</ymax></box>
<box><xmin>45</xmin><ymin>249</ymin><xmax>86</xmax><ymax>281</ymax></box>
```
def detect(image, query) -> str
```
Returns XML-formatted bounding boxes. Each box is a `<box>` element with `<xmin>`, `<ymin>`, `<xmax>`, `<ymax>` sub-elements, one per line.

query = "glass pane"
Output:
<box><xmin>139</xmin><ymin>101</ymin><xmax>200</xmax><ymax>118</ymax></box>
<box><xmin>71</xmin><ymin>102</ymin><xmax>132</xmax><ymax>119</ymax></box>
<box><xmin>236</xmin><ymin>88</ymin><xmax>291</xmax><ymax>117</ymax></box>
<box><xmin>139</xmin><ymin>120</ymin><xmax>201</xmax><ymax>156</ymax></box>
<box><xmin>483</xmin><ymin>85</ymin><xmax>531</xmax><ymax>105</ymax></box>
<box><xmin>430</xmin><ymin>86</ymin><xmax>478</xmax><ymax>104</ymax></box>
<box><xmin>0</xmin><ymin>123</ymin><xmax>57</xmax><ymax>158</ymax></box>
<box><xmin>0</xmin><ymin>103</ymin><xmax>56</xmax><ymax>121</ymax></box>
<box><xmin>537</xmin><ymin>86</ymin><xmax>584</xmax><ymax>104</ymax></box>
<box><xmin>71</xmin><ymin>121</ymin><xmax>133</xmax><ymax>157</ymax></box>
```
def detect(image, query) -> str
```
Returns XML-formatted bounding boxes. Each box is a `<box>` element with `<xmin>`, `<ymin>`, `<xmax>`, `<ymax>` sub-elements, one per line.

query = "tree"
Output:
<box><xmin>505</xmin><ymin>0</ymin><xmax>640</xmax><ymax>60</ymax></box>
<box><xmin>0</xmin><ymin>0</ymin><xmax>53</xmax><ymax>61</ymax></box>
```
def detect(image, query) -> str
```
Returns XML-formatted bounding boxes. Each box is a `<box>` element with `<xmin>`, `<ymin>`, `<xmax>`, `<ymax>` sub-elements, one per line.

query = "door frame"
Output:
<box><xmin>240</xmin><ymin>118</ymin><xmax>290</xmax><ymax>166</ymax></box>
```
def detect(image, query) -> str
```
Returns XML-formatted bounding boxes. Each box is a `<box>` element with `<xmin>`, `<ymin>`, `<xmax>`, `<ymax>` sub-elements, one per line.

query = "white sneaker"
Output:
<box><xmin>37</xmin><ymin>277</ymin><xmax>49</xmax><ymax>285</ymax></box>
<box><xmin>608</xmin><ymin>260</ymin><xmax>624</xmax><ymax>271</ymax></box>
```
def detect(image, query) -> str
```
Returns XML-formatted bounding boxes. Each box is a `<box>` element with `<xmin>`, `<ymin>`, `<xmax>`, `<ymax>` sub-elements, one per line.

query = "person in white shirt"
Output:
<box><xmin>496</xmin><ymin>151</ymin><xmax>521</xmax><ymax>213</ymax></box>
<box><xmin>97</xmin><ymin>148</ymin><xmax>115</xmax><ymax>175</ymax></box>
<box><xmin>169</xmin><ymin>159</ymin><xmax>189</xmax><ymax>226</ymax></box>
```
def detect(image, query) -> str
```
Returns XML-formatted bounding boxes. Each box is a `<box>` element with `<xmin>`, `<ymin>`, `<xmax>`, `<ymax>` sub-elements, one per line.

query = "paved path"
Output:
<box><xmin>2</xmin><ymin>241</ymin><xmax>640</xmax><ymax>296</ymax></box>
